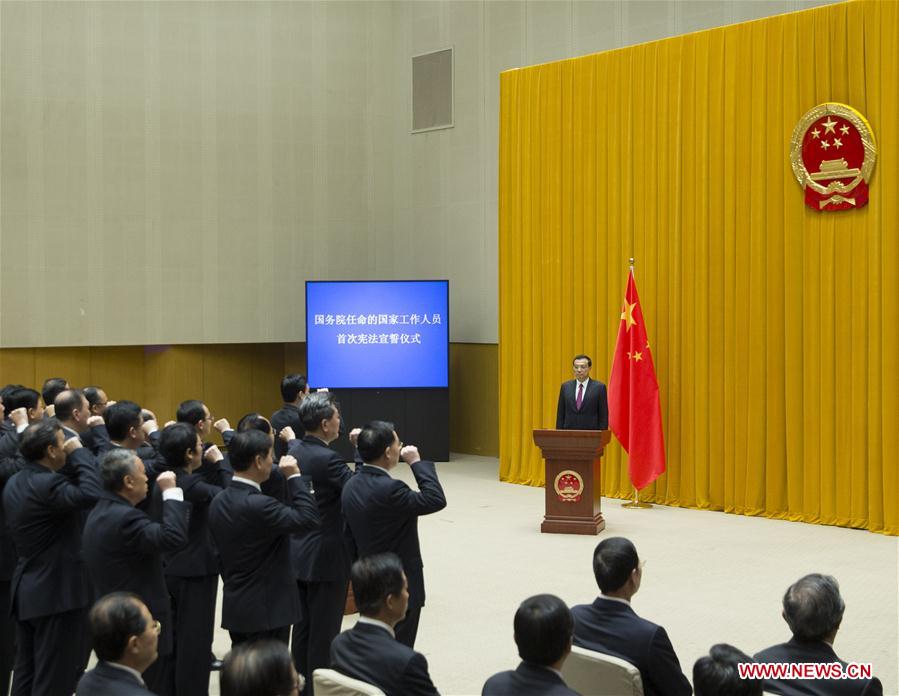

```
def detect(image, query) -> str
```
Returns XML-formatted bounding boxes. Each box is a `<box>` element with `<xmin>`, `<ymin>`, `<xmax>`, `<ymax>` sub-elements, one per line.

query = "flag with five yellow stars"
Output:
<box><xmin>608</xmin><ymin>269</ymin><xmax>666</xmax><ymax>490</ymax></box>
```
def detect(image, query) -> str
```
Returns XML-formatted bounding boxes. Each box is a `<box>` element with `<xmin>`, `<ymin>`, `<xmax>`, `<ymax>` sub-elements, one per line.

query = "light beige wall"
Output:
<box><xmin>1</xmin><ymin>0</ymin><xmax>842</xmax><ymax>348</ymax></box>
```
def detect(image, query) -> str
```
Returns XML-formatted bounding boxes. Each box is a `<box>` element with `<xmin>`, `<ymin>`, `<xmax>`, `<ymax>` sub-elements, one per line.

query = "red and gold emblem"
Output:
<box><xmin>554</xmin><ymin>470</ymin><xmax>584</xmax><ymax>503</ymax></box>
<box><xmin>790</xmin><ymin>103</ymin><xmax>876</xmax><ymax>212</ymax></box>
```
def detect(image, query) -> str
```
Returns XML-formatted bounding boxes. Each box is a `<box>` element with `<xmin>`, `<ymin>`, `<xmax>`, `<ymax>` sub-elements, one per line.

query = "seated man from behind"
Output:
<box><xmin>482</xmin><ymin>594</ymin><xmax>579</xmax><ymax>696</ymax></box>
<box><xmin>76</xmin><ymin>592</ymin><xmax>160</xmax><ymax>695</ymax></box>
<box><xmin>693</xmin><ymin>644</ymin><xmax>762</xmax><ymax>696</ymax></box>
<box><xmin>220</xmin><ymin>640</ymin><xmax>303</xmax><ymax>696</ymax></box>
<box><xmin>570</xmin><ymin>537</ymin><xmax>691</xmax><ymax>696</ymax></box>
<box><xmin>753</xmin><ymin>573</ymin><xmax>882</xmax><ymax>696</ymax></box>
<box><xmin>330</xmin><ymin>553</ymin><xmax>439</xmax><ymax>696</ymax></box>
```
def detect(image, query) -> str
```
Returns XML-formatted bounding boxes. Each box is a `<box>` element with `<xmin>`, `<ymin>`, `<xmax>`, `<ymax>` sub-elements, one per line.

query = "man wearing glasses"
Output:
<box><xmin>76</xmin><ymin>593</ymin><xmax>162</xmax><ymax>695</ymax></box>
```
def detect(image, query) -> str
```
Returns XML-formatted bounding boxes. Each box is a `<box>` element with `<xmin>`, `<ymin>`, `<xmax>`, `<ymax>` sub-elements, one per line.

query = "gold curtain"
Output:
<box><xmin>498</xmin><ymin>0</ymin><xmax>898</xmax><ymax>535</ymax></box>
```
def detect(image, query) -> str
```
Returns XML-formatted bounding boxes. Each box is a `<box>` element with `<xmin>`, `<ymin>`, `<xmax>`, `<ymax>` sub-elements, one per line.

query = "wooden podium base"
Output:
<box><xmin>541</xmin><ymin>511</ymin><xmax>605</xmax><ymax>535</ymax></box>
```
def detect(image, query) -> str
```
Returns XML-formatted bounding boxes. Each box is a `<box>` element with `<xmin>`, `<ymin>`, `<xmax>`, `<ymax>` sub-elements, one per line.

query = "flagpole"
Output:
<box><xmin>621</xmin><ymin>256</ymin><xmax>653</xmax><ymax>510</ymax></box>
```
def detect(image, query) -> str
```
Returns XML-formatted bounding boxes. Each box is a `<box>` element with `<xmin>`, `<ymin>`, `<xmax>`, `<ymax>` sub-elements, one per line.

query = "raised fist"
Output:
<box><xmin>278</xmin><ymin>455</ymin><xmax>300</xmax><ymax>478</ymax></box>
<box><xmin>156</xmin><ymin>470</ymin><xmax>177</xmax><ymax>492</ymax></box>
<box><xmin>349</xmin><ymin>428</ymin><xmax>362</xmax><ymax>447</ymax></box>
<box><xmin>279</xmin><ymin>426</ymin><xmax>296</xmax><ymax>443</ymax></box>
<box><xmin>204</xmin><ymin>445</ymin><xmax>224</xmax><ymax>464</ymax></box>
<box><xmin>63</xmin><ymin>437</ymin><xmax>83</xmax><ymax>454</ymax></box>
<box><xmin>400</xmin><ymin>445</ymin><xmax>421</xmax><ymax>465</ymax></box>
<box><xmin>214</xmin><ymin>418</ymin><xmax>231</xmax><ymax>433</ymax></box>
<box><xmin>87</xmin><ymin>415</ymin><xmax>105</xmax><ymax>428</ymax></box>
<box><xmin>9</xmin><ymin>408</ymin><xmax>28</xmax><ymax>428</ymax></box>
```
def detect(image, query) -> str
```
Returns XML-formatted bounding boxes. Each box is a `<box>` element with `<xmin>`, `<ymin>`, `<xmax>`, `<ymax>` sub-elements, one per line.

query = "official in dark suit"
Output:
<box><xmin>158</xmin><ymin>423</ymin><xmax>228</xmax><ymax>696</ymax></box>
<box><xmin>104</xmin><ymin>400</ymin><xmax>162</xmax><ymax>494</ymax></box>
<box><xmin>272</xmin><ymin>373</ymin><xmax>309</xmax><ymax>459</ymax></box>
<box><xmin>483</xmin><ymin>594</ymin><xmax>579</xmax><ymax>696</ymax></box>
<box><xmin>570</xmin><ymin>537</ymin><xmax>691</xmax><ymax>696</ymax></box>
<box><xmin>341</xmin><ymin>421</ymin><xmax>447</xmax><ymax>648</ymax></box>
<box><xmin>83</xmin><ymin>448</ymin><xmax>190</xmax><ymax>696</ymax></box>
<box><xmin>55</xmin><ymin>388</ymin><xmax>112</xmax><ymax>453</ymax></box>
<box><xmin>556</xmin><ymin>354</ymin><xmax>608</xmax><ymax>430</ymax></box>
<box><xmin>76</xmin><ymin>592</ymin><xmax>161</xmax><ymax>696</ymax></box>
<box><xmin>753</xmin><ymin>574</ymin><xmax>883</xmax><ymax>696</ymax></box>
<box><xmin>287</xmin><ymin>392</ymin><xmax>356</xmax><ymax>694</ymax></box>
<box><xmin>693</xmin><ymin>644</ymin><xmax>763</xmax><ymax>696</ymax></box>
<box><xmin>208</xmin><ymin>429</ymin><xmax>320</xmax><ymax>647</ymax></box>
<box><xmin>81</xmin><ymin>385</ymin><xmax>112</xmax><ymax>455</ymax></box>
<box><xmin>330</xmin><ymin>553</ymin><xmax>439</xmax><ymax>696</ymax></box>
<box><xmin>2</xmin><ymin>420</ymin><xmax>102</xmax><ymax>696</ymax></box>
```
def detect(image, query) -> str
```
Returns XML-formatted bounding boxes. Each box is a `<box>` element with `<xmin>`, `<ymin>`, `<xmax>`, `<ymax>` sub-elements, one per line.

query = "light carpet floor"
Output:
<box><xmin>202</xmin><ymin>454</ymin><xmax>897</xmax><ymax>696</ymax></box>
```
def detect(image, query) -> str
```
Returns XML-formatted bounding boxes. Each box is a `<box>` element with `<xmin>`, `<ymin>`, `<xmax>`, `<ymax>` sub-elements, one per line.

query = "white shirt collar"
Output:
<box><xmin>576</xmin><ymin>378</ymin><xmax>590</xmax><ymax>390</ymax></box>
<box><xmin>357</xmin><ymin>616</ymin><xmax>396</xmax><ymax>638</ymax></box>
<box><xmin>232</xmin><ymin>475</ymin><xmax>261</xmax><ymax>491</ymax></box>
<box><xmin>599</xmin><ymin>594</ymin><xmax>631</xmax><ymax>606</ymax></box>
<box><xmin>104</xmin><ymin>661</ymin><xmax>146</xmax><ymax>686</ymax></box>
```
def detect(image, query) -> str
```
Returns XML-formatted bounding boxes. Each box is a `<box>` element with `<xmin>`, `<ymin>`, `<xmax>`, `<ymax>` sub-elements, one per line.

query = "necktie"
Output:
<box><xmin>576</xmin><ymin>382</ymin><xmax>584</xmax><ymax>410</ymax></box>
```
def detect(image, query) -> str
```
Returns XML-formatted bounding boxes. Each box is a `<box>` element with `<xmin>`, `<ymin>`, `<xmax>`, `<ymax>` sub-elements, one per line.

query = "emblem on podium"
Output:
<box><xmin>554</xmin><ymin>470</ymin><xmax>584</xmax><ymax>503</ymax></box>
<box><xmin>790</xmin><ymin>103</ymin><xmax>876</xmax><ymax>212</ymax></box>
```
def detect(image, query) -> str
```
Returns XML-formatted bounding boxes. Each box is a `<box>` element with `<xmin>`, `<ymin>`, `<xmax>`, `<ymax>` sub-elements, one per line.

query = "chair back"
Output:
<box><xmin>561</xmin><ymin>645</ymin><xmax>644</xmax><ymax>696</ymax></box>
<box><xmin>313</xmin><ymin>668</ymin><xmax>386</xmax><ymax>696</ymax></box>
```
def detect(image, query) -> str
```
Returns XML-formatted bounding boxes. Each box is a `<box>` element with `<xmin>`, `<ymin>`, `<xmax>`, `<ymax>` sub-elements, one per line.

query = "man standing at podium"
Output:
<box><xmin>556</xmin><ymin>355</ymin><xmax>608</xmax><ymax>430</ymax></box>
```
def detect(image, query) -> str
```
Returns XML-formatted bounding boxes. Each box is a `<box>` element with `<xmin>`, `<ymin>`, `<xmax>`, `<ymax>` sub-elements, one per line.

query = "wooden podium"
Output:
<box><xmin>533</xmin><ymin>429</ymin><xmax>611</xmax><ymax>535</ymax></box>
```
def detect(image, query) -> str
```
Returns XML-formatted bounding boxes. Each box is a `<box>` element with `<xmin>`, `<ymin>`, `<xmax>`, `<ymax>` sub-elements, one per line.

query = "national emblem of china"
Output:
<box><xmin>553</xmin><ymin>470</ymin><xmax>583</xmax><ymax>503</ymax></box>
<box><xmin>790</xmin><ymin>103</ymin><xmax>876</xmax><ymax>212</ymax></box>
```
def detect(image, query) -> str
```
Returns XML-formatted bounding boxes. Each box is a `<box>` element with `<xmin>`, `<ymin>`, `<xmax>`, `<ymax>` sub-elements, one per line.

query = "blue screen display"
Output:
<box><xmin>306</xmin><ymin>280</ymin><xmax>449</xmax><ymax>388</ymax></box>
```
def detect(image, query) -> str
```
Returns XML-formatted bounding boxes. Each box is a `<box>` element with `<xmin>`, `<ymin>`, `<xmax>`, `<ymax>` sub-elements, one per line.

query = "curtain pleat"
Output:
<box><xmin>498</xmin><ymin>0</ymin><xmax>898</xmax><ymax>535</ymax></box>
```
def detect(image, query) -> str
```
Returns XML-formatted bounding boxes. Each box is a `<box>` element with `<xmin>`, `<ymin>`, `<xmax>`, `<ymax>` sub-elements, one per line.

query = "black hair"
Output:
<box><xmin>782</xmin><ymin>573</ymin><xmax>845</xmax><ymax>641</ymax></box>
<box><xmin>176</xmin><ymin>399</ymin><xmax>207</xmax><ymax>427</ymax></box>
<box><xmin>356</xmin><ymin>420</ymin><xmax>396</xmax><ymax>464</ymax></box>
<box><xmin>693</xmin><ymin>644</ymin><xmax>763</xmax><ymax>696</ymax></box>
<box><xmin>592</xmin><ymin>537</ymin><xmax>639</xmax><ymax>593</ymax></box>
<box><xmin>83</xmin><ymin>386</ymin><xmax>106</xmax><ymax>410</ymax></box>
<box><xmin>6</xmin><ymin>387</ymin><xmax>40</xmax><ymax>412</ymax></box>
<box><xmin>513</xmin><ymin>594</ymin><xmax>574</xmax><ymax>666</ymax></box>
<box><xmin>350</xmin><ymin>553</ymin><xmax>406</xmax><ymax>616</ymax></box>
<box><xmin>237</xmin><ymin>413</ymin><xmax>272</xmax><ymax>435</ymax></box>
<box><xmin>298</xmin><ymin>392</ymin><xmax>338</xmax><ymax>432</ymax></box>
<box><xmin>220</xmin><ymin>640</ymin><xmax>296</xmax><ymax>696</ymax></box>
<box><xmin>89</xmin><ymin>592</ymin><xmax>148</xmax><ymax>663</ymax></box>
<box><xmin>104</xmin><ymin>401</ymin><xmax>143</xmax><ymax>441</ymax></box>
<box><xmin>54</xmin><ymin>389</ymin><xmax>86</xmax><ymax>422</ymax></box>
<box><xmin>229</xmin><ymin>429</ymin><xmax>273</xmax><ymax>472</ymax></box>
<box><xmin>572</xmin><ymin>354</ymin><xmax>593</xmax><ymax>367</ymax></box>
<box><xmin>159</xmin><ymin>423</ymin><xmax>200</xmax><ymax>470</ymax></box>
<box><xmin>280</xmin><ymin>374</ymin><xmax>308</xmax><ymax>403</ymax></box>
<box><xmin>0</xmin><ymin>384</ymin><xmax>25</xmax><ymax>407</ymax></box>
<box><xmin>41</xmin><ymin>377</ymin><xmax>68</xmax><ymax>407</ymax></box>
<box><xmin>19</xmin><ymin>420</ymin><xmax>62</xmax><ymax>462</ymax></box>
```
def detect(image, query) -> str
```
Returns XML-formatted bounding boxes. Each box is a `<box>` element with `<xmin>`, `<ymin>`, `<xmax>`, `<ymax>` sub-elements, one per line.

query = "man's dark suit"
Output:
<box><xmin>76</xmin><ymin>661</ymin><xmax>154</xmax><ymax>695</ymax></box>
<box><xmin>341</xmin><ymin>461</ymin><xmax>446</xmax><ymax>647</ymax></box>
<box><xmin>330</xmin><ymin>621</ymin><xmax>439</xmax><ymax>696</ymax></box>
<box><xmin>83</xmin><ymin>489</ymin><xmax>190</xmax><ymax>695</ymax></box>
<box><xmin>164</xmin><ymin>462</ymin><xmax>227</xmax><ymax>696</ymax></box>
<box><xmin>754</xmin><ymin>639</ymin><xmax>883</xmax><ymax>696</ymax></box>
<box><xmin>0</xmin><ymin>428</ymin><xmax>23</xmax><ymax>695</ymax></box>
<box><xmin>78</xmin><ymin>422</ymin><xmax>112</xmax><ymax>456</ymax></box>
<box><xmin>482</xmin><ymin>662</ymin><xmax>580</xmax><ymax>696</ymax></box>
<box><xmin>271</xmin><ymin>403</ymin><xmax>304</xmax><ymax>459</ymax></box>
<box><xmin>2</xmin><ymin>449</ymin><xmax>102</xmax><ymax>696</ymax></box>
<box><xmin>556</xmin><ymin>378</ymin><xmax>608</xmax><ymax>430</ymax></box>
<box><xmin>208</xmin><ymin>475</ymin><xmax>319</xmax><ymax>644</ymax></box>
<box><xmin>288</xmin><ymin>435</ymin><xmax>356</xmax><ymax>693</ymax></box>
<box><xmin>570</xmin><ymin>597</ymin><xmax>690</xmax><ymax>696</ymax></box>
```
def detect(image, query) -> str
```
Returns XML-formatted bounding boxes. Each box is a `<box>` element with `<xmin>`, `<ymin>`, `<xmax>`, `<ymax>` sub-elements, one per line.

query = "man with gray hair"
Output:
<box><xmin>754</xmin><ymin>573</ymin><xmax>882</xmax><ymax>696</ymax></box>
<box><xmin>83</xmin><ymin>448</ymin><xmax>189</xmax><ymax>696</ymax></box>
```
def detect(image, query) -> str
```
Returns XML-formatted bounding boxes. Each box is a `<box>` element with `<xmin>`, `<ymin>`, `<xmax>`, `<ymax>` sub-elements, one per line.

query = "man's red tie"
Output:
<box><xmin>576</xmin><ymin>383</ymin><xmax>584</xmax><ymax>410</ymax></box>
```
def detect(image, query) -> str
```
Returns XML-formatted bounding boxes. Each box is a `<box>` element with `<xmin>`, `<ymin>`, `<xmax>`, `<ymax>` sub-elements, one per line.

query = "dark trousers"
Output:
<box><xmin>143</xmin><ymin>655</ymin><xmax>173</xmax><ymax>696</ymax></box>
<box><xmin>394</xmin><ymin>604</ymin><xmax>421</xmax><ymax>648</ymax></box>
<box><xmin>12</xmin><ymin>608</ymin><xmax>85</xmax><ymax>696</ymax></box>
<box><xmin>0</xmin><ymin>580</ymin><xmax>14</xmax><ymax>696</ymax></box>
<box><xmin>229</xmin><ymin>626</ymin><xmax>290</xmax><ymax>648</ymax></box>
<box><xmin>291</xmin><ymin>580</ymin><xmax>347</xmax><ymax>695</ymax></box>
<box><xmin>168</xmin><ymin>574</ymin><xmax>217</xmax><ymax>696</ymax></box>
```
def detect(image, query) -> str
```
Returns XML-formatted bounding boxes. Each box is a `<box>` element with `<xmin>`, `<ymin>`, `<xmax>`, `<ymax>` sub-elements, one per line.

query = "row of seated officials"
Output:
<box><xmin>0</xmin><ymin>375</ymin><xmax>447</xmax><ymax>696</ymax></box>
<box><xmin>0</xmin><ymin>376</ymin><xmax>886</xmax><ymax>696</ymax></box>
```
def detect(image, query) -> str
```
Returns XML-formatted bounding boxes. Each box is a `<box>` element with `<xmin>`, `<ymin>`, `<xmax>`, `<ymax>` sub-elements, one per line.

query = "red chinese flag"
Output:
<box><xmin>608</xmin><ymin>270</ymin><xmax>666</xmax><ymax>490</ymax></box>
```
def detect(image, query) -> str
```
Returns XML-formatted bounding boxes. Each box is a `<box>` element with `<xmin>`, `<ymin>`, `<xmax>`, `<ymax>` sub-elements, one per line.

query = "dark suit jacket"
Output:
<box><xmin>76</xmin><ymin>661</ymin><xmax>153</xmax><ymax>695</ymax></box>
<box><xmin>0</xmin><ymin>431</ymin><xmax>23</xmax><ymax>583</ymax></box>
<box><xmin>83</xmin><ymin>491</ymin><xmax>189</xmax><ymax>654</ymax></box>
<box><xmin>271</xmin><ymin>403</ymin><xmax>304</xmax><ymax>459</ymax></box>
<box><xmin>482</xmin><ymin>662</ymin><xmax>580</xmax><ymax>696</ymax></box>
<box><xmin>288</xmin><ymin>435</ymin><xmax>355</xmax><ymax>582</ymax></box>
<box><xmin>753</xmin><ymin>638</ymin><xmax>883</xmax><ymax>696</ymax></box>
<box><xmin>571</xmin><ymin>597</ymin><xmax>690</xmax><ymax>696</ymax></box>
<box><xmin>556</xmin><ymin>379</ymin><xmax>608</xmax><ymax>430</ymax></box>
<box><xmin>2</xmin><ymin>450</ymin><xmax>101</xmax><ymax>620</ymax></box>
<box><xmin>330</xmin><ymin>621</ymin><xmax>439</xmax><ymax>696</ymax></box>
<box><xmin>221</xmin><ymin>429</ymin><xmax>288</xmax><ymax>502</ymax></box>
<box><xmin>163</xmin><ymin>463</ymin><xmax>227</xmax><ymax>578</ymax></box>
<box><xmin>208</xmin><ymin>476</ymin><xmax>320</xmax><ymax>632</ymax></box>
<box><xmin>79</xmin><ymin>423</ymin><xmax>112</xmax><ymax>457</ymax></box>
<box><xmin>341</xmin><ymin>462</ymin><xmax>446</xmax><ymax>608</ymax></box>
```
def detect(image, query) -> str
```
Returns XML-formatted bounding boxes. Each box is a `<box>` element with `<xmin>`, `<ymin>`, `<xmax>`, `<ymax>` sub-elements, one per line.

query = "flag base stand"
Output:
<box><xmin>622</xmin><ymin>489</ymin><xmax>652</xmax><ymax>509</ymax></box>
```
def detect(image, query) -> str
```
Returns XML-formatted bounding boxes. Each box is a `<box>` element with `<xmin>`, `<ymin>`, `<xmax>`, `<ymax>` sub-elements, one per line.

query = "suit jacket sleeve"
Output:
<box><xmin>124</xmin><ymin>499</ymin><xmax>190</xmax><ymax>554</ymax></box>
<box><xmin>598</xmin><ymin>382</ymin><xmax>609</xmax><ymax>430</ymax></box>
<box><xmin>0</xmin><ymin>430</ymin><xmax>21</xmax><ymax>465</ymax></box>
<box><xmin>388</xmin><ymin>461</ymin><xmax>446</xmax><ymax>516</ymax></box>
<box><xmin>255</xmin><ymin>476</ymin><xmax>320</xmax><ymax>534</ymax></box>
<box><xmin>48</xmin><ymin>447</ymin><xmax>103</xmax><ymax>508</ymax></box>
<box><xmin>402</xmin><ymin>652</ymin><xmax>441</xmax><ymax>696</ymax></box>
<box><xmin>645</xmin><ymin>626</ymin><xmax>691</xmax><ymax>696</ymax></box>
<box><xmin>556</xmin><ymin>384</ymin><xmax>566</xmax><ymax>429</ymax></box>
<box><xmin>88</xmin><ymin>424</ymin><xmax>113</xmax><ymax>455</ymax></box>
